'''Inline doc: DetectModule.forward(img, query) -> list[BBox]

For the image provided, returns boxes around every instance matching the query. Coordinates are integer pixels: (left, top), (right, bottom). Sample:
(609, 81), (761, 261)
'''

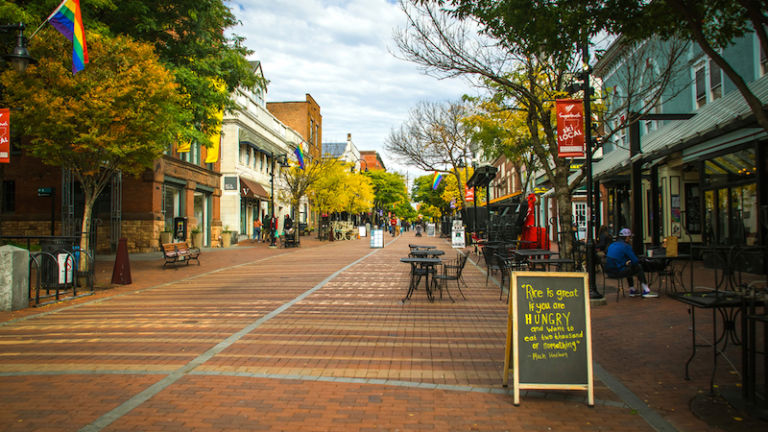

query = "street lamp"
(580, 39), (602, 300)
(1, 23), (36, 73)
(269, 153), (289, 247)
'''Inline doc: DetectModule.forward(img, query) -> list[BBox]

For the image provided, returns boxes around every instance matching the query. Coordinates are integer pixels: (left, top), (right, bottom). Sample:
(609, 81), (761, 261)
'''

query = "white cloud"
(228, 0), (478, 178)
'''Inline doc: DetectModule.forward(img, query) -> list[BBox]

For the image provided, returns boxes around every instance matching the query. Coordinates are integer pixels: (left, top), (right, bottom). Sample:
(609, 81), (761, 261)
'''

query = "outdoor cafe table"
(400, 257), (442, 302)
(744, 310), (768, 415)
(511, 249), (559, 260)
(527, 257), (574, 271)
(640, 253), (692, 294)
(670, 290), (752, 393)
(409, 249), (445, 258)
(505, 239), (536, 248)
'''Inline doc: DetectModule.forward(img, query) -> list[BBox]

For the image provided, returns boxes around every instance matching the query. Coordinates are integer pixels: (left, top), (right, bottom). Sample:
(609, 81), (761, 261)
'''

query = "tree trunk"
(555, 188), (575, 264)
(79, 195), (95, 272)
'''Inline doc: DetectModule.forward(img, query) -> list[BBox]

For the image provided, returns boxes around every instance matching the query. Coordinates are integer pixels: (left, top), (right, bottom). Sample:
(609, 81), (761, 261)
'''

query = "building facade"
(593, 32), (768, 271)
(267, 94), (323, 227)
(359, 150), (386, 171)
(220, 62), (302, 241)
(1, 130), (221, 253)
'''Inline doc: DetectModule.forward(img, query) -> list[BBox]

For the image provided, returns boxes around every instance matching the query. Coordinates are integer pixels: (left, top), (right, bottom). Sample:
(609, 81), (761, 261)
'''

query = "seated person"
(605, 228), (658, 298)
(595, 225), (613, 260)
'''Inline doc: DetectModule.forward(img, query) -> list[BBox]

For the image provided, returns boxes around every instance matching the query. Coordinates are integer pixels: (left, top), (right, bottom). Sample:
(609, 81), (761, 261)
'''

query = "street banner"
(556, 99), (585, 158)
(465, 185), (474, 202)
(0, 108), (9, 163)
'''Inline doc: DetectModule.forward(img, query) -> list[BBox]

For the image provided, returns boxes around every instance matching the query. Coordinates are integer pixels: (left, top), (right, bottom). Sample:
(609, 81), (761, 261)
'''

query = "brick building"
(0, 137), (221, 253)
(267, 94), (323, 227)
(359, 150), (386, 171)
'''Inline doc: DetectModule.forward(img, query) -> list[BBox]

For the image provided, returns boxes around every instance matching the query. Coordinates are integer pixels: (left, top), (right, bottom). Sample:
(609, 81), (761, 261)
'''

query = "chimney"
(347, 133), (351, 142)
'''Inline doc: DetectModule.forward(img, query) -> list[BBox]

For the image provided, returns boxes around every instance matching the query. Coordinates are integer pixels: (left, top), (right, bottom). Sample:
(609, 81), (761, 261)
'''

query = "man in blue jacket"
(605, 228), (658, 298)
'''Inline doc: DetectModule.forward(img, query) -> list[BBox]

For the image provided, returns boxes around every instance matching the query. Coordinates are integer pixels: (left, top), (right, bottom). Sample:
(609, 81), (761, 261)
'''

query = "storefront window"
(731, 183), (758, 245)
(701, 146), (758, 246)
(163, 184), (184, 230)
(703, 147), (756, 186)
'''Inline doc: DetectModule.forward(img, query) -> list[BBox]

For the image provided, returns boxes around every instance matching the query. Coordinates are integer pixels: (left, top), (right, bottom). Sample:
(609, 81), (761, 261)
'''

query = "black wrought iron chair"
(481, 244), (501, 287)
(600, 256), (626, 302)
(432, 253), (469, 301)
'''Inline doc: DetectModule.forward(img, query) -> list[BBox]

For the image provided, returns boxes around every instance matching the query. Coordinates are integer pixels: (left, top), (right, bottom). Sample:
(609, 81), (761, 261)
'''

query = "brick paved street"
(0, 233), (766, 431)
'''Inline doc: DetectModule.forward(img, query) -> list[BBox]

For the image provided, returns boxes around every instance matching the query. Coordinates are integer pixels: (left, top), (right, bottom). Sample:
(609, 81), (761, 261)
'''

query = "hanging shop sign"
(556, 99), (585, 158)
(0, 108), (10, 164)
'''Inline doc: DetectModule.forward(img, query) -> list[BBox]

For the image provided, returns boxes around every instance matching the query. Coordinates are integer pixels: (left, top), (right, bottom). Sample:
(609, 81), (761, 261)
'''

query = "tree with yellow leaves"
(2, 32), (190, 270)
(310, 160), (374, 217)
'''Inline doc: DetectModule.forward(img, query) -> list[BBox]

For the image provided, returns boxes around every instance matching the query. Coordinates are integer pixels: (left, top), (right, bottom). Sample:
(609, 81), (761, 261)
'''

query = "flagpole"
(28, 20), (49, 40)
(29, 0), (68, 40)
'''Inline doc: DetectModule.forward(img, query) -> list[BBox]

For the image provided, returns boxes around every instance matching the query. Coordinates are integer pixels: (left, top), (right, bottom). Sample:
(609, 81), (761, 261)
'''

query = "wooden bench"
(162, 242), (201, 267)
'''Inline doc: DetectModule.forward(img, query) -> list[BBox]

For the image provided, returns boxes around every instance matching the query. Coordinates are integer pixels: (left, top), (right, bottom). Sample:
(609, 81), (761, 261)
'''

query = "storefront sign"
(556, 99), (585, 158)
(0, 108), (10, 164)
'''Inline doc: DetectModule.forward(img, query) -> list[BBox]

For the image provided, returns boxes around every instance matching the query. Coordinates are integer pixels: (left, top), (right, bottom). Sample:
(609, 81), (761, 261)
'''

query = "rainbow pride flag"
(432, 172), (443, 190)
(47, 0), (89, 74)
(294, 145), (305, 170)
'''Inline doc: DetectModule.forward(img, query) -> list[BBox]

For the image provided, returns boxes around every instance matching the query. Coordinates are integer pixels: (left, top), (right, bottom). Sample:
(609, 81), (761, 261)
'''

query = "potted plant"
(159, 229), (173, 245)
(221, 225), (232, 248)
(191, 226), (203, 248)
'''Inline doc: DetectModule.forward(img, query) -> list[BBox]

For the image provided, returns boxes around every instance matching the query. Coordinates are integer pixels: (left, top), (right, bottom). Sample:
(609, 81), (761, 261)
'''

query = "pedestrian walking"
(253, 217), (262, 242)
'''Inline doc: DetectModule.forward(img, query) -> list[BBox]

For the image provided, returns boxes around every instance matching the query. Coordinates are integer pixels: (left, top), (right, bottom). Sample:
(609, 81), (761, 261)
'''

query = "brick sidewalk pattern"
(0, 233), (765, 431)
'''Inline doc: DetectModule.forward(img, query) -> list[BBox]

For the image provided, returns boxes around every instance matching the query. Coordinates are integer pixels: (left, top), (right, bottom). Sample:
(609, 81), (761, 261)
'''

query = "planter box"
(221, 232), (232, 248)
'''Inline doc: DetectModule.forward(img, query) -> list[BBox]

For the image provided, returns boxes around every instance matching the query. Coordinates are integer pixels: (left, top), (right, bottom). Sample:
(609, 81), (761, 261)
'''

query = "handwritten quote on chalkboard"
(505, 273), (592, 392)
(521, 282), (584, 363)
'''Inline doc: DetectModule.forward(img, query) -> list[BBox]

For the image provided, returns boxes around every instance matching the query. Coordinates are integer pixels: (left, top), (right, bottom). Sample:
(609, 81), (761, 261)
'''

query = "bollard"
(0, 245), (30, 311)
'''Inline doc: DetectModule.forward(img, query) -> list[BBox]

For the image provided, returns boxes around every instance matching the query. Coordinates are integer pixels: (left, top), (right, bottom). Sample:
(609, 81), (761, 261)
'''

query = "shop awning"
(239, 177), (269, 199)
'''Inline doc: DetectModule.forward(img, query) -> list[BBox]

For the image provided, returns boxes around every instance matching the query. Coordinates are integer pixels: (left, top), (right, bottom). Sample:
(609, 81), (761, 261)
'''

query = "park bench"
(162, 242), (201, 268)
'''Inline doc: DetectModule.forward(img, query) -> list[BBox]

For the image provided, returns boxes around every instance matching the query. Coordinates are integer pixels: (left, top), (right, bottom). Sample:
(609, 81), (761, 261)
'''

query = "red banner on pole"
(556, 99), (585, 158)
(464, 185), (474, 202)
(0, 108), (9, 164)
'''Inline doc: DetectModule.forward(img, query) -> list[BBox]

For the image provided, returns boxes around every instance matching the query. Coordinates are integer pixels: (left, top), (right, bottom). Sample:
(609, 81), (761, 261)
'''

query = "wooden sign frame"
(503, 271), (594, 406)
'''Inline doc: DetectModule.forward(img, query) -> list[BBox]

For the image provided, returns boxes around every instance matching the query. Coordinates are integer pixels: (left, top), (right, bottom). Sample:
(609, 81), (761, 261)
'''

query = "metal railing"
(0, 235), (96, 307)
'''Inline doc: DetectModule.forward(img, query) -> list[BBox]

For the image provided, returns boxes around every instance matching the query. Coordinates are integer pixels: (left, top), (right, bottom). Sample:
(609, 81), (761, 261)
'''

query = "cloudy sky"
(228, 0), (479, 177)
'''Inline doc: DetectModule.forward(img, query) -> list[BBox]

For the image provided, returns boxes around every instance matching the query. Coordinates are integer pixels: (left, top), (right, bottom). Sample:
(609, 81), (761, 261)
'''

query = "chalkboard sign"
(503, 271), (593, 406)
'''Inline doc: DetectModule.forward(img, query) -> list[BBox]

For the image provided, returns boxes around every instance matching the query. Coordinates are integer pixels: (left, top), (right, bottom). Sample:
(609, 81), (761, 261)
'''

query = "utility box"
(0, 245), (30, 311)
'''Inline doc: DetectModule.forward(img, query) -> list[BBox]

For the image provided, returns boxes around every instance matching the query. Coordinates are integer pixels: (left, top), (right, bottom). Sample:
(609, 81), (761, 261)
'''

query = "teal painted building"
(592, 31), (767, 273)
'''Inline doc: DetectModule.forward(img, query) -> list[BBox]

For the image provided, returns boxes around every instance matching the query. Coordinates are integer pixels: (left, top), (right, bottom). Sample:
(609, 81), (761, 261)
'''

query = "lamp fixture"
(2, 23), (36, 73)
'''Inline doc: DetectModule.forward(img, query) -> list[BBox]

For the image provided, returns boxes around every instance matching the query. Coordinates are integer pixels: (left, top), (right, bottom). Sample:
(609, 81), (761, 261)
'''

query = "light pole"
(269, 152), (289, 248)
(581, 39), (601, 300)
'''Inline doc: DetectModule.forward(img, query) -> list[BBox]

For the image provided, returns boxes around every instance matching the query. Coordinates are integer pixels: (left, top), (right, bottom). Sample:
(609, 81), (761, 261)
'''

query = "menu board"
(503, 271), (593, 406)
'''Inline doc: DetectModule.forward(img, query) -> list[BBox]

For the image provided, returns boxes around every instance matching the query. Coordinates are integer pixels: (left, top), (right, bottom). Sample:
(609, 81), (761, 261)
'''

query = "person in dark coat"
(605, 228), (657, 298)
